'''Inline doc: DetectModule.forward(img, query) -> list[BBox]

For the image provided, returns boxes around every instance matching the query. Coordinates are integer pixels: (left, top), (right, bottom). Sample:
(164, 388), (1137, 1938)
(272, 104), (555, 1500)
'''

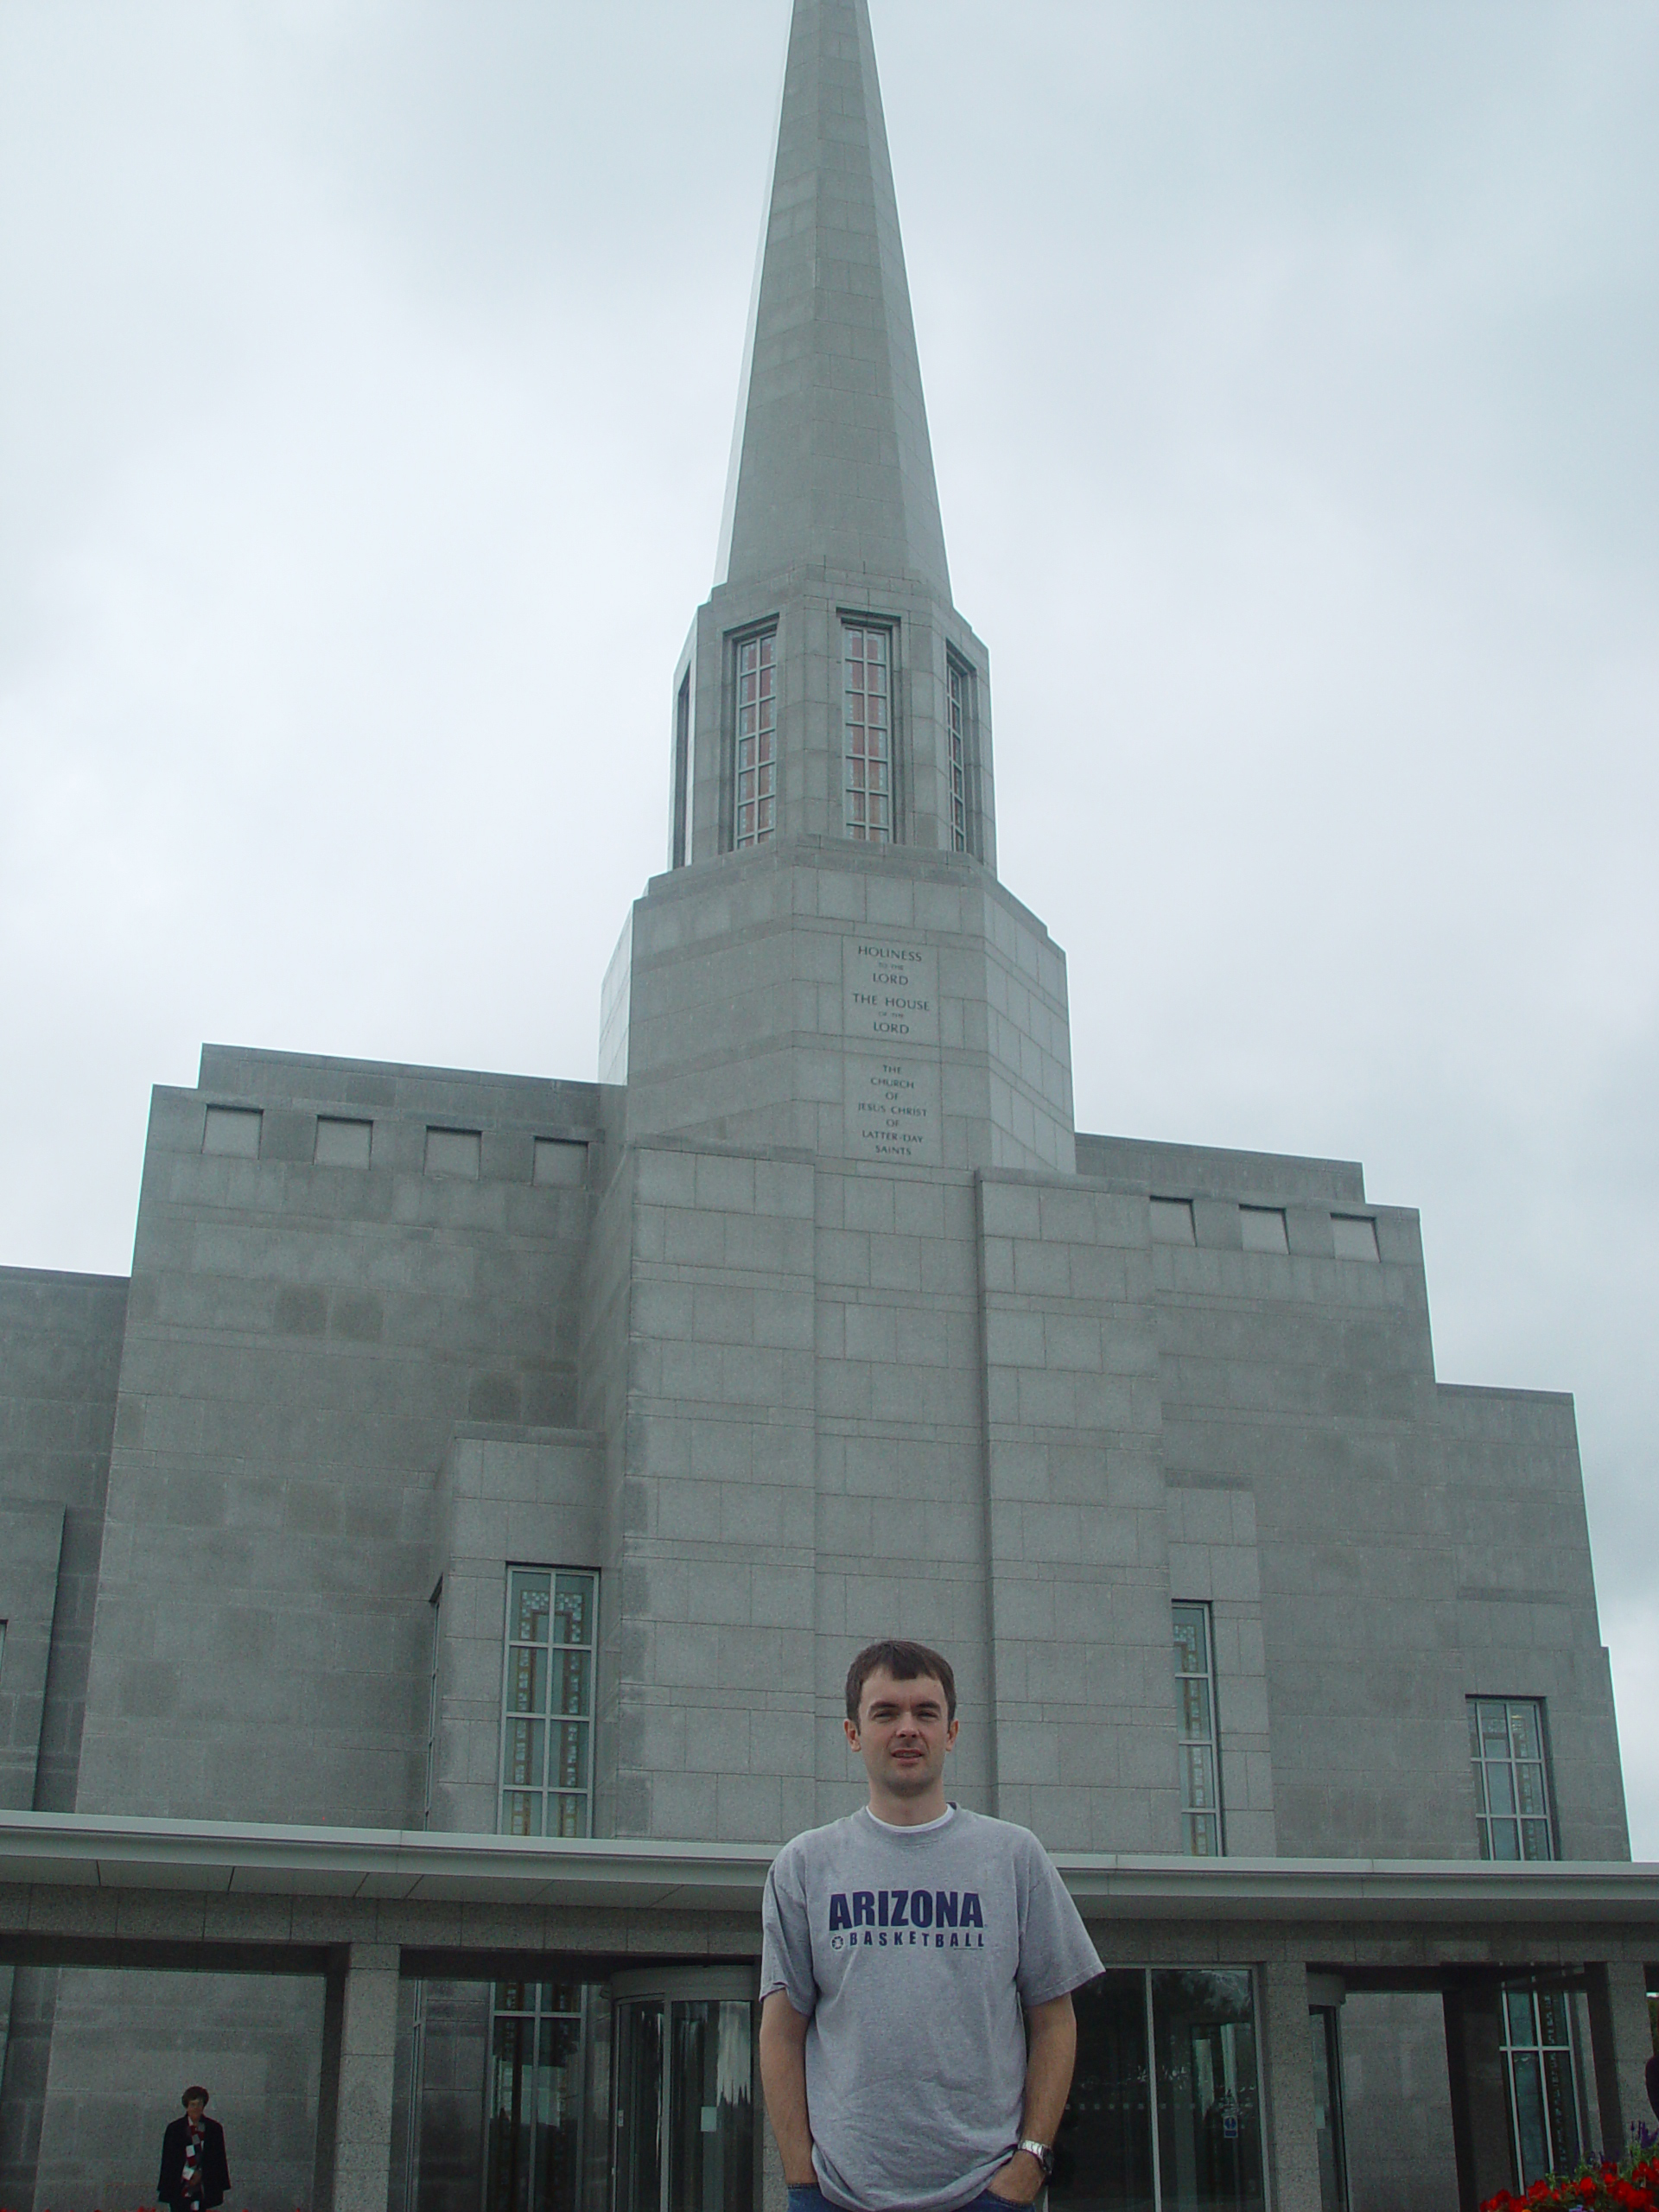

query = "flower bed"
(1482, 2131), (1659, 2211)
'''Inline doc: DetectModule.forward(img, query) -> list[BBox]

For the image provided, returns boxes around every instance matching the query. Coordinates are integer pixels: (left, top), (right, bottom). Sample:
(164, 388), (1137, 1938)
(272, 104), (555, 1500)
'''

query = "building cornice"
(1, 1812), (1656, 1925)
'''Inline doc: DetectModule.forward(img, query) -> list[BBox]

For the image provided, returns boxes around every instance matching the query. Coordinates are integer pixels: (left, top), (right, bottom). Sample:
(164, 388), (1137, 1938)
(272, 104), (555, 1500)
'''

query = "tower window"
(734, 630), (777, 848)
(947, 654), (976, 855)
(1469, 1696), (1554, 1860)
(1173, 1601), (1224, 1856)
(499, 1566), (598, 1839)
(843, 623), (892, 842)
(671, 669), (691, 868)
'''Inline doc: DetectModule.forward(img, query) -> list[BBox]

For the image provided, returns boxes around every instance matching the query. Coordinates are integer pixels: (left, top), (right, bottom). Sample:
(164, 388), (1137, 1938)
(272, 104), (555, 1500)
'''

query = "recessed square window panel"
(533, 1138), (588, 1188)
(1332, 1214), (1380, 1262)
(315, 1116), (372, 1168)
(425, 1127), (481, 1179)
(1150, 1198), (1196, 1245)
(1239, 1205), (1288, 1255)
(202, 1106), (261, 1158)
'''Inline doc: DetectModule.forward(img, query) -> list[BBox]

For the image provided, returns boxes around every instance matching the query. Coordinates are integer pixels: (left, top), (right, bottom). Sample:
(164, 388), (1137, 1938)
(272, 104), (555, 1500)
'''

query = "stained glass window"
(1174, 1603), (1224, 1857)
(734, 632), (777, 848)
(1500, 1986), (1582, 2188)
(1469, 1698), (1554, 1862)
(947, 656), (973, 854)
(500, 1567), (598, 1840)
(843, 625), (892, 842)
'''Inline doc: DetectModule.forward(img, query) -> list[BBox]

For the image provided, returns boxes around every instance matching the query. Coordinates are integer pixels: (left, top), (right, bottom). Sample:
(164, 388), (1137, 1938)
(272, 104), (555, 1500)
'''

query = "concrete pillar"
(313, 1942), (401, 2212)
(1260, 1958), (1323, 2212)
(1443, 1975), (1511, 2212)
(1585, 1958), (1655, 2161)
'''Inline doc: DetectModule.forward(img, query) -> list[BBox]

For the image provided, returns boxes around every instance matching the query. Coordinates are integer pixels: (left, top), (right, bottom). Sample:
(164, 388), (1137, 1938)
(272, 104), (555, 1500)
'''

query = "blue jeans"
(789, 2187), (1016, 2212)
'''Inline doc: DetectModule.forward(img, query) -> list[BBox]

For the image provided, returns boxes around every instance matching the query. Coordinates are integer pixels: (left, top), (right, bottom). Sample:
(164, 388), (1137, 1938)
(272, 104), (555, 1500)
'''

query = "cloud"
(1, 0), (1655, 1849)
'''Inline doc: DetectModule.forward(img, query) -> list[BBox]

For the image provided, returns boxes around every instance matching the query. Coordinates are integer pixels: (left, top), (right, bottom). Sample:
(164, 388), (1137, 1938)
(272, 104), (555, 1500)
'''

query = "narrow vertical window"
(947, 655), (974, 855)
(1499, 1986), (1582, 2186)
(671, 670), (691, 868)
(1469, 1696), (1554, 1860)
(1310, 2006), (1350, 2212)
(1173, 1601), (1224, 1856)
(842, 623), (892, 842)
(499, 1566), (598, 1839)
(486, 1980), (598, 2212)
(734, 632), (777, 848)
(422, 1586), (441, 1828)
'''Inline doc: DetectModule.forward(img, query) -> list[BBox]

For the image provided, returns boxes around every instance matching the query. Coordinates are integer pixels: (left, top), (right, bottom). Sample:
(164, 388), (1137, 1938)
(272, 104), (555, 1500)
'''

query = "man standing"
(760, 1640), (1101, 2212)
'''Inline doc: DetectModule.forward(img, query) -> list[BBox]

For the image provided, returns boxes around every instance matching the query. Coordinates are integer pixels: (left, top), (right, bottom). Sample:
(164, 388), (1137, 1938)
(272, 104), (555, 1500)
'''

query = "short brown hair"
(181, 2086), (210, 2106)
(845, 1640), (957, 1726)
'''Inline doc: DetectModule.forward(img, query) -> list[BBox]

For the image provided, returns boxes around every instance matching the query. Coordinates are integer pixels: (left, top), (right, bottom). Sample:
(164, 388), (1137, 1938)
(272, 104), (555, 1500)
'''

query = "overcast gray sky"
(2, 2), (1655, 1853)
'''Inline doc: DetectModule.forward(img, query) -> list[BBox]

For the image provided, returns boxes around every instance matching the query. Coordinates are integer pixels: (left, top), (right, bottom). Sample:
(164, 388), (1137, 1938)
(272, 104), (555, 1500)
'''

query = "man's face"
(845, 1668), (957, 1796)
(185, 2097), (206, 2121)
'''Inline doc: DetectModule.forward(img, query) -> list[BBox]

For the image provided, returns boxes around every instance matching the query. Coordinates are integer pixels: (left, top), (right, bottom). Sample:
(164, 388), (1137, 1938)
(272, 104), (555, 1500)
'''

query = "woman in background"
(157, 2085), (230, 2212)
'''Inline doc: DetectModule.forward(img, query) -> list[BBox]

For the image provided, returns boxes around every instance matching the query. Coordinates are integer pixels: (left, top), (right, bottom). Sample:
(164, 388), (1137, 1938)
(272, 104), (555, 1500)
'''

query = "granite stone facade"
(0, 1), (1644, 2208)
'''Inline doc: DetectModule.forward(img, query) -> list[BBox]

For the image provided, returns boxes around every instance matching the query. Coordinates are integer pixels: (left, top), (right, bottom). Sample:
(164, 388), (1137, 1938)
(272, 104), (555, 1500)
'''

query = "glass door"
(486, 1981), (597, 2212)
(613, 1970), (755, 2212)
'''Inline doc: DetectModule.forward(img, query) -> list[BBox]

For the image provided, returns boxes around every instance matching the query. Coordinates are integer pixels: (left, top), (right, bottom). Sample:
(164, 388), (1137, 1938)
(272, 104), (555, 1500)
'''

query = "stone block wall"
(617, 842), (1073, 1175)
(75, 1046), (603, 1829)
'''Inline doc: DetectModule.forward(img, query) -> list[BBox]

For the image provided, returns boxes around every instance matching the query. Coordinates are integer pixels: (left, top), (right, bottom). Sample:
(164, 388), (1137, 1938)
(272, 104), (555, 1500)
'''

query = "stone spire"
(715, 0), (951, 597)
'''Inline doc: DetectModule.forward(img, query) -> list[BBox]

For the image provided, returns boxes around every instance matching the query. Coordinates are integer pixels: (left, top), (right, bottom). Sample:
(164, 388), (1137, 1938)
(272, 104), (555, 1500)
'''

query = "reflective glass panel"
(668, 1999), (754, 2212)
(1052, 1973), (1154, 2212)
(485, 1983), (597, 2212)
(1510, 2053), (1549, 2184)
(1309, 2007), (1349, 2212)
(1500, 1982), (1582, 2186)
(1151, 1970), (1266, 2212)
(616, 2001), (664, 2212)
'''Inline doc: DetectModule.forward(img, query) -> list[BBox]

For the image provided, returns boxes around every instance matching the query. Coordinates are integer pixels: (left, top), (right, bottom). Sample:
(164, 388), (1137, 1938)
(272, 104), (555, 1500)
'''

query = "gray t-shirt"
(760, 1806), (1103, 2212)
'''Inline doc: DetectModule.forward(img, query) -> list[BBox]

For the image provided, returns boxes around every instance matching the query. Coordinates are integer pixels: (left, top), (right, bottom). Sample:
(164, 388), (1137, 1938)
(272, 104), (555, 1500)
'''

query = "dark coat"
(1647, 2049), (1659, 2121)
(157, 2113), (230, 2210)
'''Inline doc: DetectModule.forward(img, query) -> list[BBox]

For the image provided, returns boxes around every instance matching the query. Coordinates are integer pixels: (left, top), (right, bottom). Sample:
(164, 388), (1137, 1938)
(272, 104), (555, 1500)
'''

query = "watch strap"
(1018, 2139), (1054, 2177)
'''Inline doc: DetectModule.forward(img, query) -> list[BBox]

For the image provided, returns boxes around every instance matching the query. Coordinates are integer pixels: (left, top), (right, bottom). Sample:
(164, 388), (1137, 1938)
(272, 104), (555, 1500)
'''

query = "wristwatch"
(1018, 2140), (1054, 2180)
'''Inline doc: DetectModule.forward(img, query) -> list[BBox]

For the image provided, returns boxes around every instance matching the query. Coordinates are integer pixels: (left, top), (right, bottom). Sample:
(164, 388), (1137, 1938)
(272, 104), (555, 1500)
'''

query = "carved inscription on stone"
(845, 1056), (943, 1166)
(842, 936), (940, 1045)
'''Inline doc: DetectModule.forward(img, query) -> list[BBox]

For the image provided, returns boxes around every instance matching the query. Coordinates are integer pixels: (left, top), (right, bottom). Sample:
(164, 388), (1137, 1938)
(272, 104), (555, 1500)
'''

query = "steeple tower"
(663, 0), (995, 872)
(601, 0), (1075, 1178)
(715, 0), (951, 600)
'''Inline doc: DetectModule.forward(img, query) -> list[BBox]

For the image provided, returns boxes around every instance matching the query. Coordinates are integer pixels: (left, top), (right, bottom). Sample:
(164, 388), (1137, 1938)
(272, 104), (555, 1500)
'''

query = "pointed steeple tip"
(715, 0), (952, 600)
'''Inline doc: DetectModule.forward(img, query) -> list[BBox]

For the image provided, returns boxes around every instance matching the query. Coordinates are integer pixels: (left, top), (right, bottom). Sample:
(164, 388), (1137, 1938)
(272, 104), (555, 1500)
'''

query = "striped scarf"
(180, 2117), (207, 2205)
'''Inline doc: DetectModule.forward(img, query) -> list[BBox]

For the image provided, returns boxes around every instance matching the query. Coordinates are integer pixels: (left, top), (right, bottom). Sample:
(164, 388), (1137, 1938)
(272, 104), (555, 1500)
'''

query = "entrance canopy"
(3, 1814), (1656, 2212)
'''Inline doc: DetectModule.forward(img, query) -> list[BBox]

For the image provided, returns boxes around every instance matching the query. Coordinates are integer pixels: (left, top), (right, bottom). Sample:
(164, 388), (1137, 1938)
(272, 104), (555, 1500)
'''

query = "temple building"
(0, 3), (1653, 2210)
